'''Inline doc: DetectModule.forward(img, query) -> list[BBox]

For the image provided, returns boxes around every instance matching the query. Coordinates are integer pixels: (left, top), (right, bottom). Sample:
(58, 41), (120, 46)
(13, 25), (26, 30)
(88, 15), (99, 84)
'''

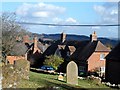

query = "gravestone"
(67, 61), (78, 85)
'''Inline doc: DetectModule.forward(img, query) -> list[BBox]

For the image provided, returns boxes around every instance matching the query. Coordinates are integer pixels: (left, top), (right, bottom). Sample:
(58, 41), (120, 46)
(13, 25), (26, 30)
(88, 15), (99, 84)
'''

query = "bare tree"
(1, 12), (30, 64)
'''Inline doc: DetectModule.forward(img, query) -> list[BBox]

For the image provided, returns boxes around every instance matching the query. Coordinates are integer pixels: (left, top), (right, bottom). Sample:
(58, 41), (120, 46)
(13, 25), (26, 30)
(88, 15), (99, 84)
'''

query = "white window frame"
(100, 67), (105, 73)
(100, 53), (105, 60)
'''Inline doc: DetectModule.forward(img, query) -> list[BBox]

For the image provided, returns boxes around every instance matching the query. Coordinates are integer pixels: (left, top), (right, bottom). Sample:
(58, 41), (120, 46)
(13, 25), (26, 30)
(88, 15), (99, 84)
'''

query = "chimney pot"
(90, 31), (97, 42)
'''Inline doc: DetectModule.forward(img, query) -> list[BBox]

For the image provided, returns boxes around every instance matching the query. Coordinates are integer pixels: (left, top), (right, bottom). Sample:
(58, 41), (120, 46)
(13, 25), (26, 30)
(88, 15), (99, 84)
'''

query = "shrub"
(44, 55), (64, 70)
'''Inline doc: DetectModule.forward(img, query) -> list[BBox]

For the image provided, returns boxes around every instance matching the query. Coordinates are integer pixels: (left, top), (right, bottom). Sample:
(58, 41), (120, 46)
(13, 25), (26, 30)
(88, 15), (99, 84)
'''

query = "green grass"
(18, 71), (109, 89)
(78, 79), (108, 88)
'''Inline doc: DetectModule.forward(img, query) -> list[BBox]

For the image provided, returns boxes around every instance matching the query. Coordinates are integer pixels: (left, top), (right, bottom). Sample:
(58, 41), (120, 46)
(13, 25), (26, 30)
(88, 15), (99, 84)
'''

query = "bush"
(44, 55), (64, 70)
(87, 75), (101, 86)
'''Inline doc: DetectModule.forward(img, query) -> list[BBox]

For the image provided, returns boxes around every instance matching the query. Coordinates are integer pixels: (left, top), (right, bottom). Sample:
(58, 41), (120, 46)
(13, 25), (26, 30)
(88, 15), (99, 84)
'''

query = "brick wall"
(6, 56), (25, 64)
(88, 52), (109, 72)
(33, 37), (41, 54)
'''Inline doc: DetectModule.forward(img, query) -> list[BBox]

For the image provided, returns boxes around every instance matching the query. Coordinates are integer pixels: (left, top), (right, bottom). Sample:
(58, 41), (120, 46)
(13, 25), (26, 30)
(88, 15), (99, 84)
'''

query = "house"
(7, 35), (48, 67)
(105, 42), (120, 85)
(6, 42), (28, 64)
(43, 33), (77, 72)
(71, 31), (111, 76)
(26, 36), (49, 67)
(42, 32), (111, 75)
(43, 32), (76, 59)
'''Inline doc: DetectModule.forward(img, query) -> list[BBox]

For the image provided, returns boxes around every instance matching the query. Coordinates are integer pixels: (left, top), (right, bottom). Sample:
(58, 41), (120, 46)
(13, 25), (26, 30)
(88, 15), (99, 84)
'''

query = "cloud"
(37, 3), (66, 13)
(16, 3), (66, 19)
(16, 2), (80, 34)
(94, 5), (105, 15)
(48, 17), (79, 32)
(65, 18), (77, 23)
(15, 2), (118, 38)
(93, 2), (118, 24)
(16, 3), (33, 16)
(16, 3), (79, 25)
(93, 3), (118, 38)
(52, 17), (78, 24)
(110, 9), (118, 15)
(32, 11), (51, 18)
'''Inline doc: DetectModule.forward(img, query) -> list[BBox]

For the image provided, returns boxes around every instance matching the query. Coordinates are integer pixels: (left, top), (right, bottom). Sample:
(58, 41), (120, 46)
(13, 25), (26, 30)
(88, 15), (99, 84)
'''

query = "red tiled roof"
(95, 41), (111, 52)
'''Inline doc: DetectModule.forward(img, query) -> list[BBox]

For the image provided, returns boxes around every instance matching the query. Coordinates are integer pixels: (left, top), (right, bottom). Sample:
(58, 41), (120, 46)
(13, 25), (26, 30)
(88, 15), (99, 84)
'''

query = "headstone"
(67, 61), (78, 85)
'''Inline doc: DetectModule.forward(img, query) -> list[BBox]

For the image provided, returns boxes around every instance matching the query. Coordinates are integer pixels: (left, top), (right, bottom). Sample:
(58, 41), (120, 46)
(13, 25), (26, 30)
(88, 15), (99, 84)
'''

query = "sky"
(2, 2), (118, 38)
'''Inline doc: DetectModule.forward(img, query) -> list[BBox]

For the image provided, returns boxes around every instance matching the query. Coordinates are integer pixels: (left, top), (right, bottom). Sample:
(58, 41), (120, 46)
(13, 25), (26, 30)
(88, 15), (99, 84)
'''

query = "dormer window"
(100, 53), (105, 60)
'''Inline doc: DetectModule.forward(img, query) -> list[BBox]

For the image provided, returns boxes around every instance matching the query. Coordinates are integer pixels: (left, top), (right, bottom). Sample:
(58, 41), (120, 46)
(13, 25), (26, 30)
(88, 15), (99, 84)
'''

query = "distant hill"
(32, 33), (119, 48)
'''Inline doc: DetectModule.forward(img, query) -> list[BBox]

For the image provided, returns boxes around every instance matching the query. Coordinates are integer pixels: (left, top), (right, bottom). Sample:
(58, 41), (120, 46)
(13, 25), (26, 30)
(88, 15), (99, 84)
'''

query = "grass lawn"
(18, 71), (109, 89)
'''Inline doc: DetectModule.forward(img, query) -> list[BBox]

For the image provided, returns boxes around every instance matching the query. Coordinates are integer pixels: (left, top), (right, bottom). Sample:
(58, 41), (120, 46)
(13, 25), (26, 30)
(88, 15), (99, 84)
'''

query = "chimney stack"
(23, 35), (30, 43)
(61, 32), (66, 43)
(33, 36), (38, 53)
(90, 31), (97, 42)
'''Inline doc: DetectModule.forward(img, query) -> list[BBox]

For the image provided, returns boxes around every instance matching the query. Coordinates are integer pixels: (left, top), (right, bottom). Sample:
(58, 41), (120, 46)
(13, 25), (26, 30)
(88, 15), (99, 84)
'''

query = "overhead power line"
(17, 22), (120, 27)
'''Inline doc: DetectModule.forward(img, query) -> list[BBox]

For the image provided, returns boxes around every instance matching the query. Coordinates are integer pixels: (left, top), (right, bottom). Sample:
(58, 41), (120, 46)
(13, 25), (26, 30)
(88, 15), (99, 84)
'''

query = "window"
(79, 66), (85, 72)
(100, 53), (105, 60)
(100, 67), (105, 73)
(79, 66), (85, 76)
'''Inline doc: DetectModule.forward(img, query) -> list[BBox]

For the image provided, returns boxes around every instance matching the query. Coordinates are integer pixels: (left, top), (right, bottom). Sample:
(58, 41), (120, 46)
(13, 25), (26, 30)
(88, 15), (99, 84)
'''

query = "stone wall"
(2, 59), (30, 88)
(14, 59), (30, 80)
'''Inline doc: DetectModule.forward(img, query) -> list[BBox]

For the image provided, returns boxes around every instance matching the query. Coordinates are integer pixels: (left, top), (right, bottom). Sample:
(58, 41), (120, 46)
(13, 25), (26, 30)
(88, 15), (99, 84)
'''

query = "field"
(18, 71), (109, 90)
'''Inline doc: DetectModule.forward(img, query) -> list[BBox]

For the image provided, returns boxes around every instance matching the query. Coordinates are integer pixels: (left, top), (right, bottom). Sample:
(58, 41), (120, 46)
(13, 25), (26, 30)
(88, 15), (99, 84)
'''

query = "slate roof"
(37, 42), (49, 53)
(43, 42), (60, 56)
(25, 43), (34, 53)
(70, 40), (89, 60)
(43, 40), (88, 57)
(106, 42), (120, 61)
(11, 42), (28, 56)
(25, 41), (47, 54)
